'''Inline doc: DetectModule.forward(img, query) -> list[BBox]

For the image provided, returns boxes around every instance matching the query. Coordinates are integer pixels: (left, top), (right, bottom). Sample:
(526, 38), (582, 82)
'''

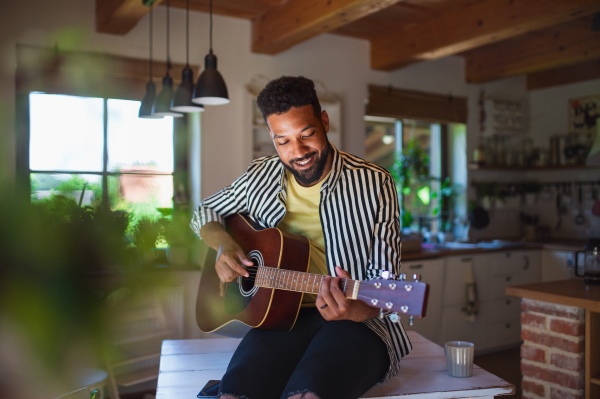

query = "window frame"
(24, 94), (177, 209)
(15, 46), (198, 211)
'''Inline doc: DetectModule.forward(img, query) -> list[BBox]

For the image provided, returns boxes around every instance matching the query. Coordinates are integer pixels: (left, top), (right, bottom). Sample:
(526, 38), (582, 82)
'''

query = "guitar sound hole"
(240, 260), (258, 293)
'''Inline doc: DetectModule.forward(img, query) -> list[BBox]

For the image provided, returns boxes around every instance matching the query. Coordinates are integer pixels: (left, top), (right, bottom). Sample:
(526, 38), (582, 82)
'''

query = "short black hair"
(256, 76), (322, 124)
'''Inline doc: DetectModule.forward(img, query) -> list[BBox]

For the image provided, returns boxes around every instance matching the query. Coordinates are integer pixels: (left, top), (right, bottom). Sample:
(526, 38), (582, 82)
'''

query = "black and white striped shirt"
(191, 145), (412, 381)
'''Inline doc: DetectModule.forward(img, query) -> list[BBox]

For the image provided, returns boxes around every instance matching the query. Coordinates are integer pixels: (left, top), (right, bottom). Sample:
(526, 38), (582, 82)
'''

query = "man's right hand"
(215, 242), (253, 282)
(199, 221), (254, 282)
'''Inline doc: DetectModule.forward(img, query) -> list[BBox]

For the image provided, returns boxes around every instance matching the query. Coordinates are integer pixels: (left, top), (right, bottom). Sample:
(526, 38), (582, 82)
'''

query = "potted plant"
(163, 213), (194, 267)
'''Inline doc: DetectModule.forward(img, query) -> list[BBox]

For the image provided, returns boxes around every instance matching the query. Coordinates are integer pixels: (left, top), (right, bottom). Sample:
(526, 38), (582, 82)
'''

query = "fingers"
(317, 277), (349, 319)
(238, 253), (254, 268)
(335, 266), (351, 279)
(227, 256), (250, 278)
(328, 276), (348, 308)
(215, 247), (250, 281)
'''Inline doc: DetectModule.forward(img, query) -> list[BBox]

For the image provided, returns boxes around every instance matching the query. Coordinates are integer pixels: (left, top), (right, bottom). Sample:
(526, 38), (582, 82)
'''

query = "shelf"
(468, 164), (596, 171)
(592, 373), (600, 386)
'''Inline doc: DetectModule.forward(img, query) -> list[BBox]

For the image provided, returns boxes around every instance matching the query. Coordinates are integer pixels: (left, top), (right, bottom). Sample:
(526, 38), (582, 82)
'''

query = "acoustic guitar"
(196, 213), (429, 333)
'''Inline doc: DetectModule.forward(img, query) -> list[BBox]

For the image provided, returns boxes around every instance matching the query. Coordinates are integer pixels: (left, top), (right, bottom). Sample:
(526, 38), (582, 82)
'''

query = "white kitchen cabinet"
(441, 303), (490, 350)
(442, 254), (491, 305)
(401, 258), (445, 345)
(440, 250), (541, 352)
(541, 249), (576, 282)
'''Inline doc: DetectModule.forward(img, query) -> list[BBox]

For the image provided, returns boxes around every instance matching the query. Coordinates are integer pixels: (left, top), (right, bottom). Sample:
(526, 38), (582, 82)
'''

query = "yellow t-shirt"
(277, 170), (330, 306)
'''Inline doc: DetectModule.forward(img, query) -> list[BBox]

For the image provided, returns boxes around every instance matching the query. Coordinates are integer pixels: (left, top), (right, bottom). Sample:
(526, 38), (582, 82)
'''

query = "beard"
(281, 142), (331, 186)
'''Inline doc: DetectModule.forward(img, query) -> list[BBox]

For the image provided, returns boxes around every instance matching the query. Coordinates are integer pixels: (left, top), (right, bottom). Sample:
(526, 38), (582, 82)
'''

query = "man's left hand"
(316, 266), (380, 322)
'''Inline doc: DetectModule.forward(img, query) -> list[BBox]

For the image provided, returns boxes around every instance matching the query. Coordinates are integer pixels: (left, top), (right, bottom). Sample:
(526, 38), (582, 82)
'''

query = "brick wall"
(520, 298), (586, 399)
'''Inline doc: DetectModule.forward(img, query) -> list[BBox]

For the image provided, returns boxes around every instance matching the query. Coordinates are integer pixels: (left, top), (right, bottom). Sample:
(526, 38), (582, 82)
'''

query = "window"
(29, 93), (175, 214)
(365, 116), (467, 233)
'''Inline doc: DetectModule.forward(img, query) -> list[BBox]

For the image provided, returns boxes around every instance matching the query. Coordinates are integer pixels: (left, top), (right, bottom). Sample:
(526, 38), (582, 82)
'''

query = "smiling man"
(191, 76), (411, 399)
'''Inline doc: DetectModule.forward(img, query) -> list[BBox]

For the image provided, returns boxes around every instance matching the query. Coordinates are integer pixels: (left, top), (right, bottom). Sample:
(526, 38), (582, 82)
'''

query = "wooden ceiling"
(96, 0), (600, 89)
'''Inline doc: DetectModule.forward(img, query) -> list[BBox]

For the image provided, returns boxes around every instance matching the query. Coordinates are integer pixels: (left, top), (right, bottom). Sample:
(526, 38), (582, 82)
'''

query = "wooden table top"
(156, 331), (514, 399)
(506, 279), (600, 312)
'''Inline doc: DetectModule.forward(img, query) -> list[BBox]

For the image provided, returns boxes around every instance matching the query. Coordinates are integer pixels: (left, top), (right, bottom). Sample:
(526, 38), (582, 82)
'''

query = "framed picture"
(569, 95), (599, 135)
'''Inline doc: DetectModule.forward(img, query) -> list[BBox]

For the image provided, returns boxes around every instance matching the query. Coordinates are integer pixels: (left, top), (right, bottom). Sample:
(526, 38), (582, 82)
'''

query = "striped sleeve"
(367, 173), (402, 280)
(190, 172), (249, 238)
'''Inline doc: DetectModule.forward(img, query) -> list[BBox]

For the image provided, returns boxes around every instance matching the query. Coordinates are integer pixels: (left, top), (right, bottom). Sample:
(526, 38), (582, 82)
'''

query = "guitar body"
(196, 214), (311, 333)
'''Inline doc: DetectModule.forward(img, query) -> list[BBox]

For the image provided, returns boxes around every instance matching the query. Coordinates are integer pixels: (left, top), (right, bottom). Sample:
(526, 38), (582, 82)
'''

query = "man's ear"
(321, 110), (330, 134)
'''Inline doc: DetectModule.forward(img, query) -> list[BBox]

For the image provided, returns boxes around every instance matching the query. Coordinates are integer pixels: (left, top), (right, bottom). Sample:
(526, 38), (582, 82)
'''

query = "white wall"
(530, 77), (600, 145)
(0, 0), (469, 200)
(0, 0), (597, 239)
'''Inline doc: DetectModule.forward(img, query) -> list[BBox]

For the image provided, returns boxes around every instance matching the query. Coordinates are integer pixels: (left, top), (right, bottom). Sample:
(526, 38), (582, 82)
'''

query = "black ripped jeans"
(218, 307), (390, 399)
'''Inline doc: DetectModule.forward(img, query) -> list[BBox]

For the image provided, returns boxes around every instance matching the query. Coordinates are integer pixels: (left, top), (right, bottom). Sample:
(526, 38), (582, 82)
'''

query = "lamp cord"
(209, 0), (213, 54)
(186, 0), (189, 66)
(166, 0), (171, 74)
(149, 6), (153, 79)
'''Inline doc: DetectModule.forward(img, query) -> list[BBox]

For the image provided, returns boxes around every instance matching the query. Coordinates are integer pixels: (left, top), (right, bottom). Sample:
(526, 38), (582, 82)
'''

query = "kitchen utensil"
(592, 188), (600, 217)
(575, 184), (585, 225)
(556, 184), (569, 231)
(445, 341), (474, 378)
(469, 188), (490, 229)
(574, 238), (600, 285)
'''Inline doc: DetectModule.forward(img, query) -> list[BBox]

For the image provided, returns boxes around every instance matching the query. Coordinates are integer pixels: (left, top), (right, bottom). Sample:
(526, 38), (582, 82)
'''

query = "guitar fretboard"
(254, 266), (359, 299)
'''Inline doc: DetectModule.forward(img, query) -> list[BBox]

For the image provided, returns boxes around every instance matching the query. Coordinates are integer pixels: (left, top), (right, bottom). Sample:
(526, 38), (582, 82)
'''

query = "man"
(191, 76), (411, 399)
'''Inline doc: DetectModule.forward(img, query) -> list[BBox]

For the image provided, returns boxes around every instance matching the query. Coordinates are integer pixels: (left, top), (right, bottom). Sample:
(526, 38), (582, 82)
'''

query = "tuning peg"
(390, 313), (399, 323)
(379, 309), (384, 319)
(398, 273), (407, 281)
(380, 270), (395, 280)
(409, 316), (414, 326)
(413, 273), (421, 282)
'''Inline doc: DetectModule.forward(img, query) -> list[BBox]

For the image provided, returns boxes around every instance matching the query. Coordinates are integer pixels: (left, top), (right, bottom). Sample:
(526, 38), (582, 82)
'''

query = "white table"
(156, 331), (514, 399)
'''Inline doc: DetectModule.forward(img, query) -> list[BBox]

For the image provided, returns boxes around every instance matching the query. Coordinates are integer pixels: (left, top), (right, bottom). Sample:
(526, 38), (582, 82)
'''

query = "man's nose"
(290, 139), (310, 160)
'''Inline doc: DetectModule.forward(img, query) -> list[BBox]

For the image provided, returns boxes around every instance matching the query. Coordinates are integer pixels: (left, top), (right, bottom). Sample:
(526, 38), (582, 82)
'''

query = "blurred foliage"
(391, 139), (457, 230)
(0, 192), (179, 385)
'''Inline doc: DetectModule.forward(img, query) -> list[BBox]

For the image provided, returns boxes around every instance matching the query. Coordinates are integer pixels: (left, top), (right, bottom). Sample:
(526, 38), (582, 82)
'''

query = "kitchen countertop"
(506, 279), (600, 312)
(402, 240), (585, 261)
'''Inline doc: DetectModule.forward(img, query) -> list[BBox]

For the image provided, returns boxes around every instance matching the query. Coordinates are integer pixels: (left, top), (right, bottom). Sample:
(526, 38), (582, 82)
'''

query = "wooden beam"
(370, 0), (600, 71)
(527, 58), (600, 90)
(367, 85), (467, 123)
(464, 17), (600, 83)
(96, 0), (163, 35)
(168, 0), (280, 20)
(252, 0), (402, 55)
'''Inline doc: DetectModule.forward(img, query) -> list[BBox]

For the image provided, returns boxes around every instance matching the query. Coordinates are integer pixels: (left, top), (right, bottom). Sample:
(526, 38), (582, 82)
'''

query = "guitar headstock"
(357, 273), (429, 323)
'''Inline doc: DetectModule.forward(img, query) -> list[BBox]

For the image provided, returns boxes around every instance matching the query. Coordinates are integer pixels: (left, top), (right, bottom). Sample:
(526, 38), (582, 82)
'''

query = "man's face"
(267, 104), (332, 187)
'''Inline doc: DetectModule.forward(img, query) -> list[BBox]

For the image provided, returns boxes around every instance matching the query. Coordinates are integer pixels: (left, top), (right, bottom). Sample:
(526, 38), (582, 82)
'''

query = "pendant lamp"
(171, 0), (204, 113)
(152, 0), (183, 118)
(139, 6), (163, 119)
(192, 0), (230, 105)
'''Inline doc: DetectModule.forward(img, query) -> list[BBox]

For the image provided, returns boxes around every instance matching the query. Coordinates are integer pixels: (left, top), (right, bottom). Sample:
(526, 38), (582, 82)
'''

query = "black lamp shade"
(192, 53), (230, 105)
(139, 80), (163, 119)
(171, 67), (204, 113)
(153, 75), (183, 117)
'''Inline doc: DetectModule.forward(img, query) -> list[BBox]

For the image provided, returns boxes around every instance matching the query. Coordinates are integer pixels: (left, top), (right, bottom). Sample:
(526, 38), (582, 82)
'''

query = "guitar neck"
(254, 266), (360, 300)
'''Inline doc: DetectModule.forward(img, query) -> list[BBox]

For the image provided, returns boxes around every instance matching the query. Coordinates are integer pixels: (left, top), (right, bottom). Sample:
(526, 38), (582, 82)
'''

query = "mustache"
(291, 151), (317, 165)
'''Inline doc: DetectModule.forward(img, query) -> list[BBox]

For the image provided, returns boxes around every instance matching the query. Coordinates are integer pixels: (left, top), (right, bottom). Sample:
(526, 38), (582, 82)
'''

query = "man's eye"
(303, 131), (316, 138)
(278, 141), (289, 146)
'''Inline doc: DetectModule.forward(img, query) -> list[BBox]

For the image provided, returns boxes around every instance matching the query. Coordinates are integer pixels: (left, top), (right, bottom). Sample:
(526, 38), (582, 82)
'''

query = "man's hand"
(316, 266), (380, 322)
(200, 221), (253, 282)
(215, 242), (253, 282)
